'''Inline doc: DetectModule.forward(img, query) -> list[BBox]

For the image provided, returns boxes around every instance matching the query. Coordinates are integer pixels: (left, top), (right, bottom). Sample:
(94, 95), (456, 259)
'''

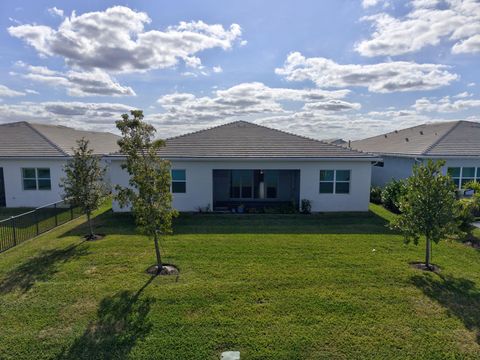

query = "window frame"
(230, 170), (254, 199)
(447, 166), (479, 189)
(22, 167), (51, 191)
(319, 169), (351, 195)
(264, 170), (279, 199)
(171, 169), (186, 194)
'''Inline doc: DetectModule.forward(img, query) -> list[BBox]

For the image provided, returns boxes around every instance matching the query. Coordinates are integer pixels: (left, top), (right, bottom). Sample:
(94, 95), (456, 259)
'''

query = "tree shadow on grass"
(60, 210), (137, 238)
(60, 207), (395, 236)
(411, 273), (480, 344)
(58, 277), (155, 360)
(0, 243), (89, 294)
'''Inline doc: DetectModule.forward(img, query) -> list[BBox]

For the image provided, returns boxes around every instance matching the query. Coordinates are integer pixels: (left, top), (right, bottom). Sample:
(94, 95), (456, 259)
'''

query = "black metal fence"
(0, 200), (83, 253)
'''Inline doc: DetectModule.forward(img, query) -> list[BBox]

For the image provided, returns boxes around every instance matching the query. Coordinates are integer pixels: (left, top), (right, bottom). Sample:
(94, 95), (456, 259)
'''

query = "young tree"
(391, 160), (459, 270)
(61, 138), (107, 240)
(115, 110), (177, 274)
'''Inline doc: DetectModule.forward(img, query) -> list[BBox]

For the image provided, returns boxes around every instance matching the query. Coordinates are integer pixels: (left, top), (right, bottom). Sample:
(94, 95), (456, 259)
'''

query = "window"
(171, 169), (186, 193)
(319, 169), (351, 194)
(230, 170), (252, 199)
(335, 170), (351, 194)
(461, 167), (475, 188)
(22, 168), (51, 190)
(447, 167), (461, 188)
(319, 170), (334, 194)
(447, 167), (479, 189)
(265, 171), (278, 199)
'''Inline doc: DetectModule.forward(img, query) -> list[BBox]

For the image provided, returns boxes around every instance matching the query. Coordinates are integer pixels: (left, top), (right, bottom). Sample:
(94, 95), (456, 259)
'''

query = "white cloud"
(16, 64), (135, 97)
(0, 84), (25, 97)
(275, 52), (457, 93)
(25, 89), (39, 95)
(356, 0), (480, 56)
(154, 82), (357, 127)
(452, 34), (480, 54)
(48, 7), (64, 18)
(362, 0), (381, 9)
(0, 101), (133, 132)
(453, 91), (472, 98)
(414, 96), (480, 112)
(8, 6), (243, 73)
(213, 66), (223, 73)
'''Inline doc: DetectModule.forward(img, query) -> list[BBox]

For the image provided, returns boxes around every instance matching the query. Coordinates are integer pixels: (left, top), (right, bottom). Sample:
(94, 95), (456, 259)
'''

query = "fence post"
(54, 203), (58, 227)
(11, 216), (17, 246)
(35, 210), (39, 236)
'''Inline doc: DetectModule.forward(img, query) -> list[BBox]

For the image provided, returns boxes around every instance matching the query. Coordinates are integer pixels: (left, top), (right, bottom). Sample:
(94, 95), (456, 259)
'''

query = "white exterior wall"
(109, 159), (373, 212)
(0, 158), (66, 207)
(372, 156), (416, 187)
(372, 156), (480, 187)
(0, 157), (112, 208)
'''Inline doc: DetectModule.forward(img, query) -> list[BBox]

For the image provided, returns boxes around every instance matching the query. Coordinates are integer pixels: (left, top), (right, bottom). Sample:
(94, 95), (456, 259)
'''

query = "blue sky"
(1, 0), (479, 139)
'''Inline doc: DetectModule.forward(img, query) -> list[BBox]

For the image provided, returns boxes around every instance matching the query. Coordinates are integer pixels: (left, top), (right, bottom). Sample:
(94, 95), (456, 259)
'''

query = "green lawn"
(0, 204), (479, 359)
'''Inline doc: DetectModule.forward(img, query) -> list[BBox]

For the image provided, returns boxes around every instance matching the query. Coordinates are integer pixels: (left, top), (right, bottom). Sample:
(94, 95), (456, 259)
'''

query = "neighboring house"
(108, 121), (378, 213)
(351, 120), (480, 188)
(0, 122), (119, 208)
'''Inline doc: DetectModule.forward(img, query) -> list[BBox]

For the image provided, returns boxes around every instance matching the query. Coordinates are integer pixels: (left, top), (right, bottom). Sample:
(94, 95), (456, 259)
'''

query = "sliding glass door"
(230, 170), (278, 200)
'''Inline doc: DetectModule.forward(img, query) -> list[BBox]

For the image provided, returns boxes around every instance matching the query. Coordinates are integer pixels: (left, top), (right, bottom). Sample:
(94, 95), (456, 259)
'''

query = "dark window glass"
(336, 170), (351, 182)
(320, 170), (334, 181)
(241, 186), (252, 198)
(335, 182), (350, 194)
(453, 178), (460, 188)
(172, 169), (186, 181)
(265, 171), (278, 199)
(23, 168), (36, 178)
(319, 182), (334, 193)
(23, 179), (37, 190)
(230, 170), (242, 198)
(463, 167), (475, 178)
(447, 167), (460, 177)
(37, 168), (50, 179)
(38, 179), (51, 190)
(172, 181), (186, 193)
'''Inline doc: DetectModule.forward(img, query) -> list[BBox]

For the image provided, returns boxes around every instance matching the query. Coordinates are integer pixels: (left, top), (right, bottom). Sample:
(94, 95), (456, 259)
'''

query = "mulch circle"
(409, 261), (441, 273)
(146, 264), (180, 276)
(83, 234), (106, 241)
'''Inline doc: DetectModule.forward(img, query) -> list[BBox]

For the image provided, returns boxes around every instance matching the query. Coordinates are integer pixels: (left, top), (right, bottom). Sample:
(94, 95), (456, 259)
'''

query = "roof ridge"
(165, 120), (371, 156)
(163, 120), (241, 141)
(352, 120), (460, 144)
(422, 120), (462, 155)
(25, 122), (69, 156)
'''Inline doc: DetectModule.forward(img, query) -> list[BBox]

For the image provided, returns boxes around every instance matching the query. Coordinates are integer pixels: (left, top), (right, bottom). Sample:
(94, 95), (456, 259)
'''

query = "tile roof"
(151, 121), (374, 159)
(0, 122), (120, 157)
(351, 120), (480, 157)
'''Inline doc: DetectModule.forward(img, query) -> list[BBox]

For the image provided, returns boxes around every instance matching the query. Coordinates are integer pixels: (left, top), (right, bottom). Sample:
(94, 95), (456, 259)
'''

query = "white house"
(109, 121), (378, 213)
(0, 122), (119, 208)
(351, 120), (480, 188)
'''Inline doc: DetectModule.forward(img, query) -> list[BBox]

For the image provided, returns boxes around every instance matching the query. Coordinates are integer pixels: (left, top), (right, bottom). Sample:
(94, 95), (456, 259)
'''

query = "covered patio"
(212, 169), (300, 212)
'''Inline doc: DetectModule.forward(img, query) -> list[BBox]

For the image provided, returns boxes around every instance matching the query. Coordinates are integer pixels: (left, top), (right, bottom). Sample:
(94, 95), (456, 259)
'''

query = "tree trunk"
(87, 211), (94, 239)
(425, 236), (431, 270)
(153, 232), (163, 274)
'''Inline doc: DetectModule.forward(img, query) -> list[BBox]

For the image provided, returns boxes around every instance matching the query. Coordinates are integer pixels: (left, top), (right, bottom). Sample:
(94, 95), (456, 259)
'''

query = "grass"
(0, 204), (479, 359)
(0, 206), (83, 252)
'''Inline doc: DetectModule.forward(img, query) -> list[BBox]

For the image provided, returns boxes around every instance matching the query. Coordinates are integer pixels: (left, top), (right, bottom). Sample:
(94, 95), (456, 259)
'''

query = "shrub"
(381, 179), (407, 213)
(301, 199), (312, 214)
(370, 186), (382, 204)
(457, 198), (476, 233)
